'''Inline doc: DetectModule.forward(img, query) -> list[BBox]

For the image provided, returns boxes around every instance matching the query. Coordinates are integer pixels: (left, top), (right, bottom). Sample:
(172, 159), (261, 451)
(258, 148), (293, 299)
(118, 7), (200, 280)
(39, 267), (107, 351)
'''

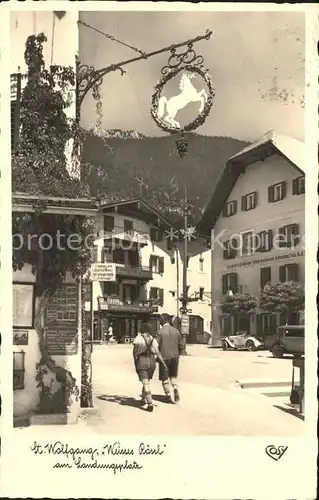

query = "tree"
(12, 33), (95, 412)
(259, 281), (305, 324)
(220, 292), (258, 331)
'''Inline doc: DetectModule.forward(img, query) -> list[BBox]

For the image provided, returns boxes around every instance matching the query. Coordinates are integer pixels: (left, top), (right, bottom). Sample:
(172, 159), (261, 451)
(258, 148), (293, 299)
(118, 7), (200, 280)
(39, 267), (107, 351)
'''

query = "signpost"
(89, 263), (116, 349)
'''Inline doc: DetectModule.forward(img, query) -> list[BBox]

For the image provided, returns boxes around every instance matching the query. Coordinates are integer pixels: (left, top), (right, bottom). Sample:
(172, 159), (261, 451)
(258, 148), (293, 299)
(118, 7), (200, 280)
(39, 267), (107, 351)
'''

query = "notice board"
(44, 284), (78, 355)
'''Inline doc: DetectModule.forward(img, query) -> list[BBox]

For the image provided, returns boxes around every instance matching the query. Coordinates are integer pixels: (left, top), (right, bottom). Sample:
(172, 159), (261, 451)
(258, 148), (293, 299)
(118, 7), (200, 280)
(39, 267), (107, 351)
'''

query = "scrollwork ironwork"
(161, 43), (204, 75)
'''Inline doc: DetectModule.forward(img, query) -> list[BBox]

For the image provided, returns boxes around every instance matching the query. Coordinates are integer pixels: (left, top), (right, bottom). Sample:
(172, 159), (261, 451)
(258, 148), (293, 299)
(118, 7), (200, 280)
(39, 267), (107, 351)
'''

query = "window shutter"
(278, 226), (286, 248)
(223, 241), (228, 260)
(230, 273), (238, 293)
(281, 181), (287, 200)
(231, 238), (238, 258)
(159, 289), (164, 306)
(293, 224), (300, 246)
(256, 314), (262, 335)
(149, 256), (153, 270)
(279, 265), (286, 283)
(241, 195), (247, 211)
(292, 178), (298, 195)
(222, 204), (228, 217)
(260, 268), (265, 289)
(268, 185), (274, 203)
(268, 229), (273, 250)
(289, 264), (299, 282)
(253, 191), (258, 208)
(270, 313), (277, 332)
(233, 200), (238, 214)
(222, 275), (227, 295)
(159, 257), (164, 274)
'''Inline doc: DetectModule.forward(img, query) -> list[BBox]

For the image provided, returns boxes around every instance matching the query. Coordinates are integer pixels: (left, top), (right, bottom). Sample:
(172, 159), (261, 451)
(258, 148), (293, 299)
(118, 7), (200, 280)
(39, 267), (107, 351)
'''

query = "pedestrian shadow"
(151, 394), (170, 403)
(97, 394), (147, 411)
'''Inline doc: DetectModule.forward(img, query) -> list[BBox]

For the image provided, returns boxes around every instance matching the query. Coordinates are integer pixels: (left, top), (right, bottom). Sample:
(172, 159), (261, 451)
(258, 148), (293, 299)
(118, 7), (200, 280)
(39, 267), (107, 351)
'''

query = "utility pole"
(180, 186), (190, 355)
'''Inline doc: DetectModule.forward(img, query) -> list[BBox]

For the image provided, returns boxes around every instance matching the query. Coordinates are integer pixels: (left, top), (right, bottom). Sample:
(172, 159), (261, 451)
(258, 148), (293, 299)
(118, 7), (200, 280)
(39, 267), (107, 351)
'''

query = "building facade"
(197, 131), (305, 343)
(86, 199), (211, 343)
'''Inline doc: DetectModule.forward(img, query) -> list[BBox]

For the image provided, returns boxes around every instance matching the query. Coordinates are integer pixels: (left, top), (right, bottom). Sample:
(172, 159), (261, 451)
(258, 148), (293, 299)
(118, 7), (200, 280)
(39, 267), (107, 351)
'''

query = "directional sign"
(181, 314), (189, 335)
(90, 263), (116, 282)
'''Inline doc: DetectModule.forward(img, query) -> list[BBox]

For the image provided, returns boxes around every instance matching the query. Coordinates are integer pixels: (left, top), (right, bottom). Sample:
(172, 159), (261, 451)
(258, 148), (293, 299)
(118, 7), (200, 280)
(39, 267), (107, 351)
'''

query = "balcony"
(98, 296), (158, 314)
(116, 264), (153, 280)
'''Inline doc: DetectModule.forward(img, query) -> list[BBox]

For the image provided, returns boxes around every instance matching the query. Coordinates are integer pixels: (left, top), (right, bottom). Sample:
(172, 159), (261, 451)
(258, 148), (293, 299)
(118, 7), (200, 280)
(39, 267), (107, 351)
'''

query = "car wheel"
(222, 340), (228, 351)
(272, 344), (284, 358)
(246, 340), (257, 352)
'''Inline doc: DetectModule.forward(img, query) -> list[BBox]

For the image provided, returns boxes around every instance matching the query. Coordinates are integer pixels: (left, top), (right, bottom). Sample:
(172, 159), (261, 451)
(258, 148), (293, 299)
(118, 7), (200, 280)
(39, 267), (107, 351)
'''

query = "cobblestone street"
(79, 344), (305, 436)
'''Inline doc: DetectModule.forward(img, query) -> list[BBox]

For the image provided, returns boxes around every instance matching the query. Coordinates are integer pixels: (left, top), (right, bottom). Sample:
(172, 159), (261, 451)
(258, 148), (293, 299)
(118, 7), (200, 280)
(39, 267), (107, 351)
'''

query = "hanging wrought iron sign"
(151, 35), (215, 157)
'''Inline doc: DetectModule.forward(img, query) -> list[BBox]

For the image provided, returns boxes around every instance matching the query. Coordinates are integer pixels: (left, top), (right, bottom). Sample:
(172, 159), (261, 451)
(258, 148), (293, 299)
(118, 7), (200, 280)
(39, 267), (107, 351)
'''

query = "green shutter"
(268, 185), (274, 202)
(292, 178), (298, 195)
(241, 195), (247, 211)
(279, 265), (286, 283)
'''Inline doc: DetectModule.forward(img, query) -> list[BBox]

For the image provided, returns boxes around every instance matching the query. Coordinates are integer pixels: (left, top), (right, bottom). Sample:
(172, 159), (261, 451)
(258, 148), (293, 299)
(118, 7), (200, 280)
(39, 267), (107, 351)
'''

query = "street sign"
(90, 263), (116, 282)
(181, 314), (189, 335)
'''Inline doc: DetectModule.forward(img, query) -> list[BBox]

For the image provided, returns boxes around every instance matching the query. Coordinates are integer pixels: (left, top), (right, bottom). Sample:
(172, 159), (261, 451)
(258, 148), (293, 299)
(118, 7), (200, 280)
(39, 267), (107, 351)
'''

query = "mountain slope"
(81, 130), (249, 227)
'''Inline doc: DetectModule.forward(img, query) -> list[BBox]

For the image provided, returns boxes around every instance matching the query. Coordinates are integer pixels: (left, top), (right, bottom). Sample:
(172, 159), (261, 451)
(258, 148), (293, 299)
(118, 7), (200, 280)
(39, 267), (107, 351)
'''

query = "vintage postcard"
(0, 2), (317, 499)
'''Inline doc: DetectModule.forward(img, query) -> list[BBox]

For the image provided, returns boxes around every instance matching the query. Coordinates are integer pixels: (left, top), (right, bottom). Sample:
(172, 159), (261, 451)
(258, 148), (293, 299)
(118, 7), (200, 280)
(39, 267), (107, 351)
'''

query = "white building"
(197, 131), (305, 344)
(88, 198), (211, 343)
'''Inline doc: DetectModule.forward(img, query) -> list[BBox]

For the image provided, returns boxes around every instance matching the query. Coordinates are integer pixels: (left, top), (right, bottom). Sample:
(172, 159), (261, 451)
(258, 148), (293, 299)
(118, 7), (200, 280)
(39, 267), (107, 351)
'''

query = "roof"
(196, 130), (305, 236)
(100, 198), (176, 229)
(12, 193), (99, 215)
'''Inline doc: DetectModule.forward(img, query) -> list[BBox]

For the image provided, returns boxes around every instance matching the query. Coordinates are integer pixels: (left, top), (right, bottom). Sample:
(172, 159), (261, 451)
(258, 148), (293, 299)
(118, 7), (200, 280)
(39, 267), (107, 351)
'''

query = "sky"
(79, 10), (305, 142)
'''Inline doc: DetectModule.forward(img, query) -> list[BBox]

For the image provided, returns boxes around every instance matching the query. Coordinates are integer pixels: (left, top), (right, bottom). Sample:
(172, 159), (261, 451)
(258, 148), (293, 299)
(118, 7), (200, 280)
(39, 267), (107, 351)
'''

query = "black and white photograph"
(0, 3), (317, 499)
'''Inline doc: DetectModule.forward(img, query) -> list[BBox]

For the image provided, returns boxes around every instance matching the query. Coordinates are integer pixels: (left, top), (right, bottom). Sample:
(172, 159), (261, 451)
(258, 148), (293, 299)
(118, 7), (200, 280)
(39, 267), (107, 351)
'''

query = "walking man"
(157, 313), (184, 403)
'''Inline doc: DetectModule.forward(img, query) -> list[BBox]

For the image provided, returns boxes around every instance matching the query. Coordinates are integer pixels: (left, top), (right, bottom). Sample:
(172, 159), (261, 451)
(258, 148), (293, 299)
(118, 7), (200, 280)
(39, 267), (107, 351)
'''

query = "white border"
(0, 3), (317, 499)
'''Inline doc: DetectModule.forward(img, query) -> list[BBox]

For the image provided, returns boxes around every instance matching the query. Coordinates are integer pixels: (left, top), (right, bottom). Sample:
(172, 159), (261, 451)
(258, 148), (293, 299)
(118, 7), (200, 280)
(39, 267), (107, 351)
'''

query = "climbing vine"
(12, 33), (96, 413)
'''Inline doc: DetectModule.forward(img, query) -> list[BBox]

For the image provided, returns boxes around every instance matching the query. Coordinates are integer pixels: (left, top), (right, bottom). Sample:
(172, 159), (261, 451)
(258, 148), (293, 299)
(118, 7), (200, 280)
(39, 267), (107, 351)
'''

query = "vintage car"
(221, 331), (264, 351)
(270, 325), (304, 358)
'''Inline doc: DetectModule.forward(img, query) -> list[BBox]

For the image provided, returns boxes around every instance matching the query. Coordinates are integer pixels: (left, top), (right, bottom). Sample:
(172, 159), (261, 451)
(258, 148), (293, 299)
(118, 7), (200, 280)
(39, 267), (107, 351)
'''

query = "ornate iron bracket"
(76, 29), (212, 117)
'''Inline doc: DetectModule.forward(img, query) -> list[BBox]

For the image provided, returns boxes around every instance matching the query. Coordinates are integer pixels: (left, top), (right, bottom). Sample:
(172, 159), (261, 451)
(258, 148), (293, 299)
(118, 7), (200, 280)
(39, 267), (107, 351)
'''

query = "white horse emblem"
(157, 72), (207, 128)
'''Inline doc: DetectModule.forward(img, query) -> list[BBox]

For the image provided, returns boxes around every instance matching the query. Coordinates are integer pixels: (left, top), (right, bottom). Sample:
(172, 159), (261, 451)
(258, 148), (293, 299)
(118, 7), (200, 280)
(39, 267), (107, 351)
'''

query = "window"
(199, 256), (204, 271)
(278, 224), (300, 248)
(268, 182), (286, 203)
(241, 231), (255, 256)
(256, 313), (276, 336)
(222, 273), (238, 294)
(113, 248), (125, 264)
(103, 281), (120, 297)
(292, 176), (305, 195)
(104, 215), (114, 234)
(13, 351), (25, 390)
(128, 250), (139, 267)
(149, 255), (164, 274)
(149, 287), (164, 306)
(221, 316), (232, 336)
(124, 219), (134, 234)
(279, 263), (299, 283)
(241, 191), (257, 211)
(257, 230), (273, 252)
(260, 267), (271, 288)
(13, 283), (35, 329)
(223, 200), (237, 218)
(150, 227), (163, 242)
(223, 238), (238, 260)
